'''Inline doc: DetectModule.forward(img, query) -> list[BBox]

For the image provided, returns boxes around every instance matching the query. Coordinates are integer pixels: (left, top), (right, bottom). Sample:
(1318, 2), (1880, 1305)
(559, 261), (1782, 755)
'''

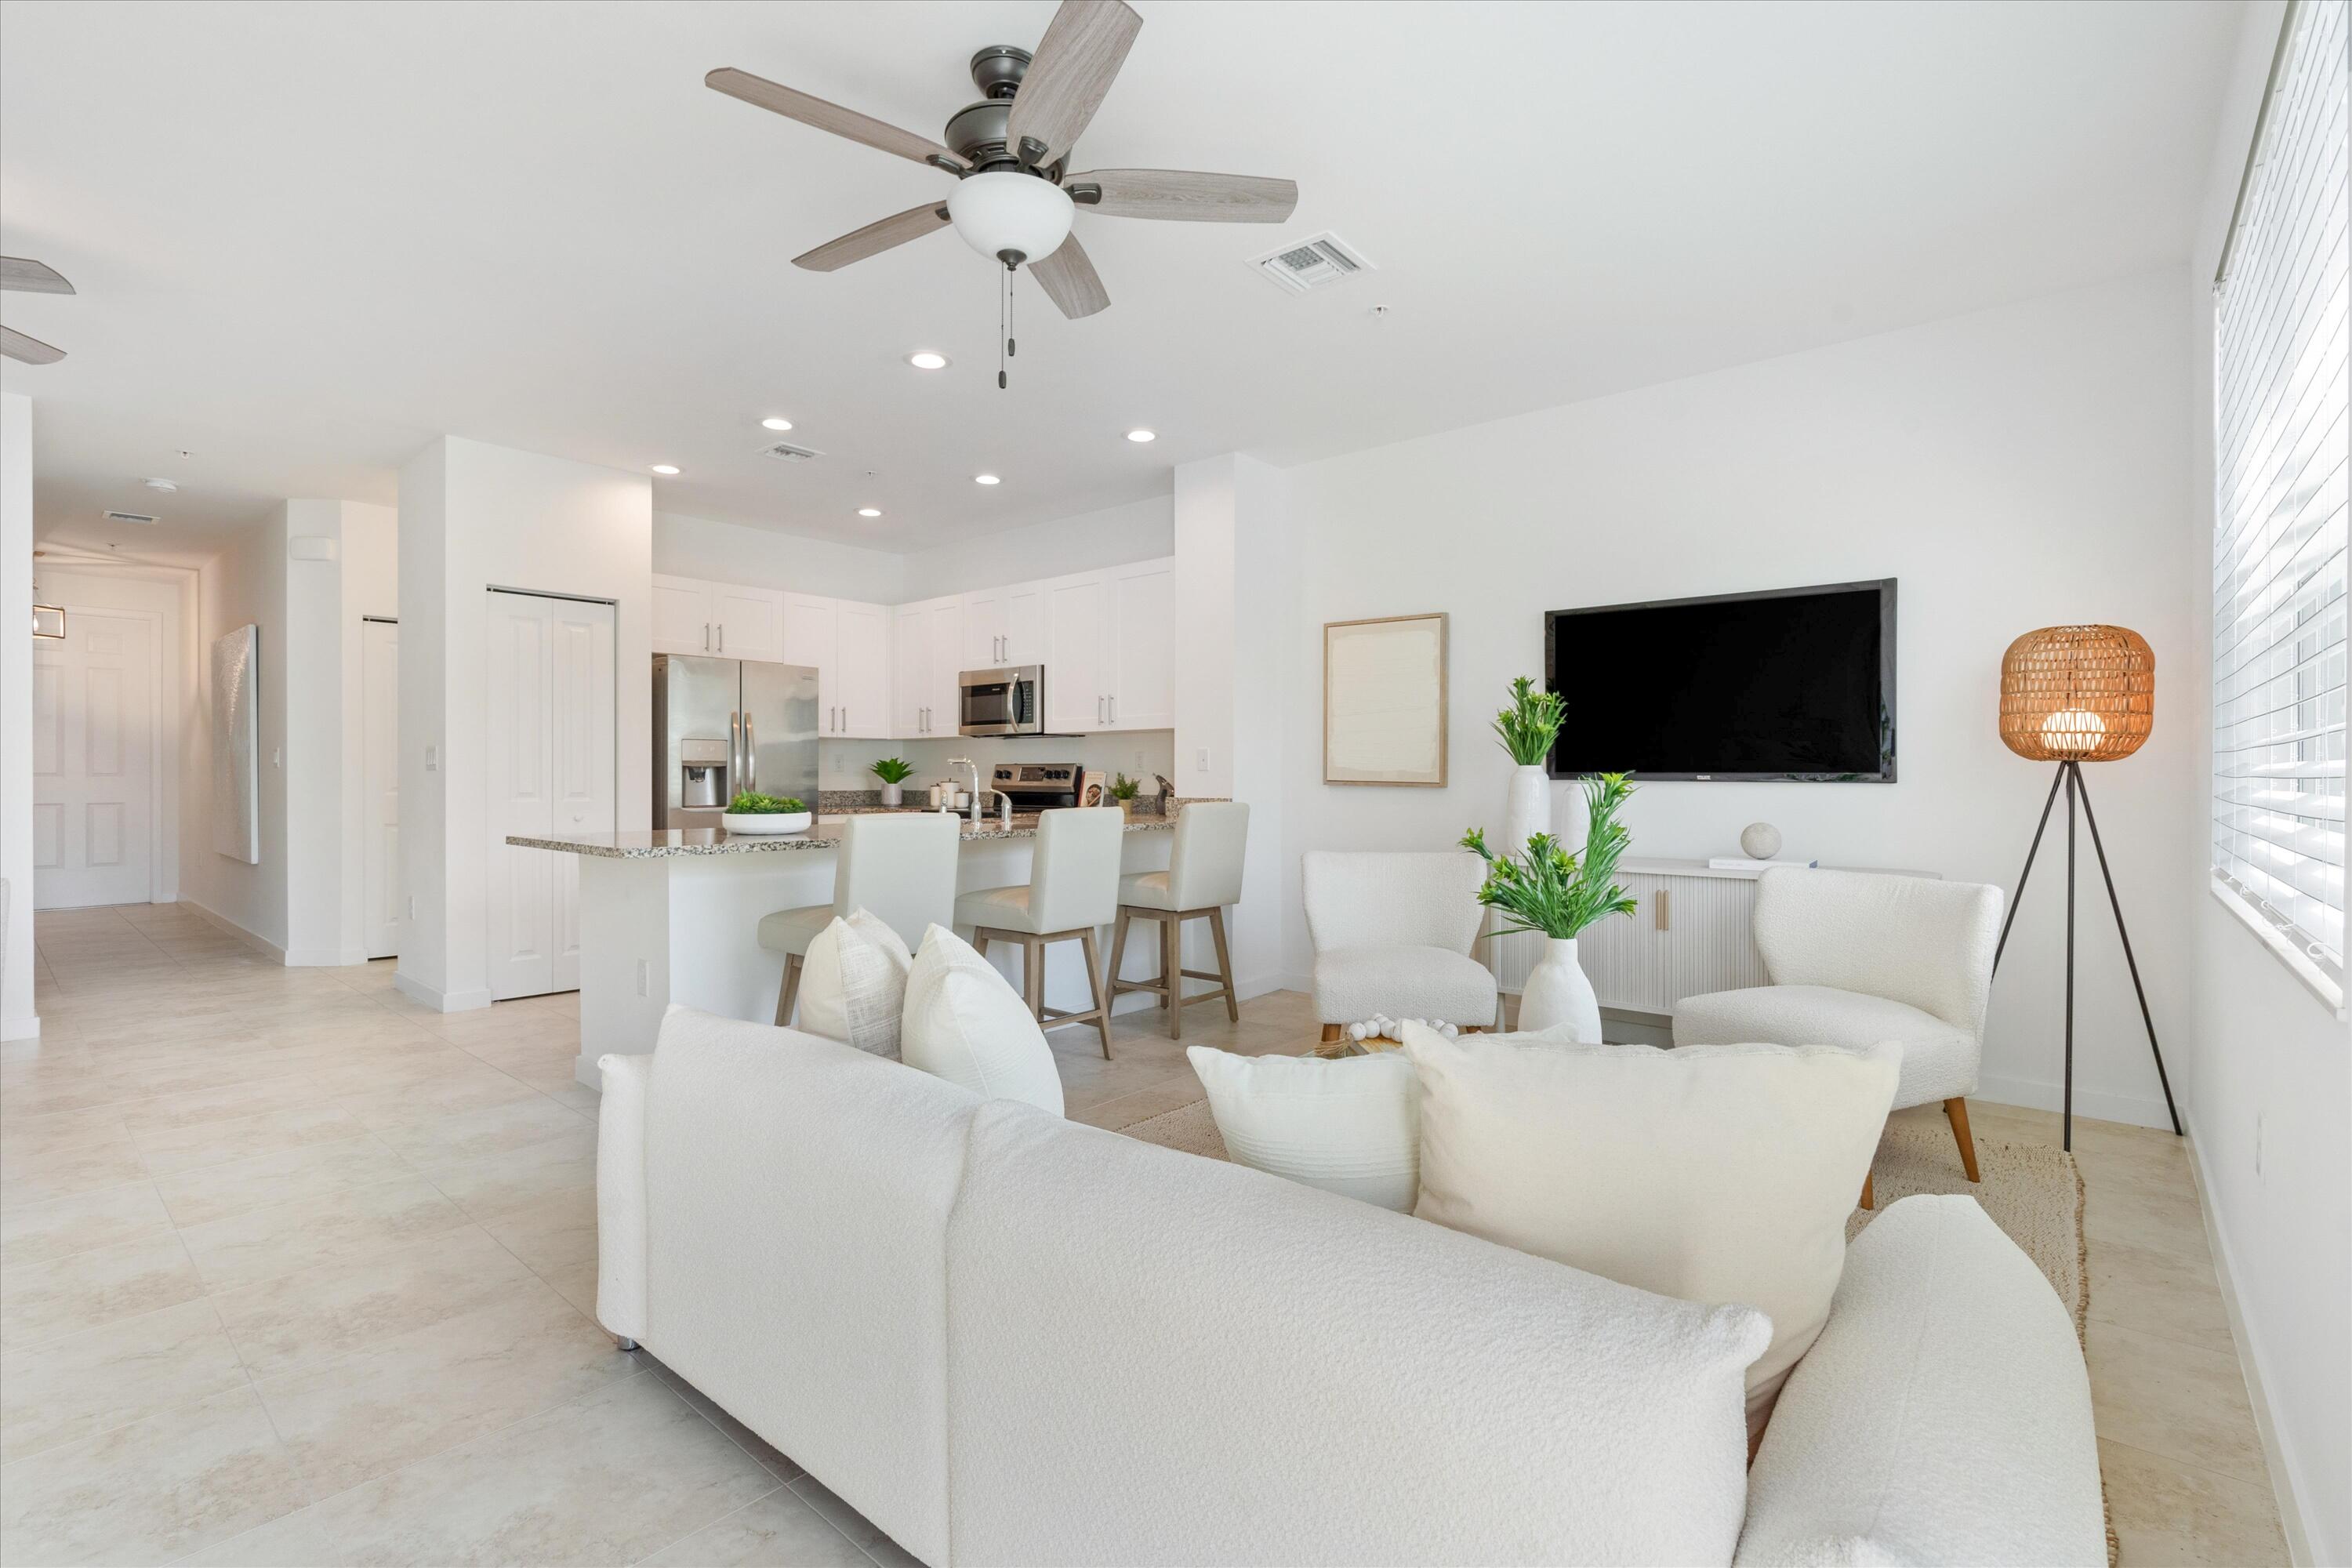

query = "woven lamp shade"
(1998, 625), (2154, 763)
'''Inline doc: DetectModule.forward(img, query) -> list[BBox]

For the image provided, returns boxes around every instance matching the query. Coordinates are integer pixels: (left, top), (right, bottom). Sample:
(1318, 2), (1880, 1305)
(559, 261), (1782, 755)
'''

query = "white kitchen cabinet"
(1042, 572), (1109, 731)
(783, 592), (894, 738)
(652, 577), (713, 656)
(894, 597), (967, 738)
(1104, 558), (1174, 730)
(961, 579), (1046, 668)
(712, 585), (783, 662)
(652, 575), (784, 661)
(893, 605), (927, 738)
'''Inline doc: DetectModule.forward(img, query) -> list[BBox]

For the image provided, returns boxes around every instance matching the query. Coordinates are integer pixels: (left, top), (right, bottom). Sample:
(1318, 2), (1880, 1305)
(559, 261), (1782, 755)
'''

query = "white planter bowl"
(721, 811), (811, 836)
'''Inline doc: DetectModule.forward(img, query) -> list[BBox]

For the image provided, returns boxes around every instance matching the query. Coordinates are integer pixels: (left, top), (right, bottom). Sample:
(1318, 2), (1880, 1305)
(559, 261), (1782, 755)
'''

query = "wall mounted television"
(1544, 579), (1896, 782)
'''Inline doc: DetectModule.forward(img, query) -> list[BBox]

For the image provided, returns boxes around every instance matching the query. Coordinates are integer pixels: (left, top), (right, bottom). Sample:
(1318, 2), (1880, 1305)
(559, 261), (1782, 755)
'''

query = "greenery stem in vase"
(1462, 771), (1638, 940)
(1492, 675), (1566, 767)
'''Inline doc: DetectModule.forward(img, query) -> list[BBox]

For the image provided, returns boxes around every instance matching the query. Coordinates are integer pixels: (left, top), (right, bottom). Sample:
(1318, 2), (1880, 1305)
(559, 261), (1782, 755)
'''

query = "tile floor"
(1, 904), (2289, 1566)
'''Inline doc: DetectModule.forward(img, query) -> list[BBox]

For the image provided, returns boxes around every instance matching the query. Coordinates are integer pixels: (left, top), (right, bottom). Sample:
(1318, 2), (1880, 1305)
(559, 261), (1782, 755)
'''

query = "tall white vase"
(1518, 938), (1602, 1042)
(1500, 764), (1552, 858)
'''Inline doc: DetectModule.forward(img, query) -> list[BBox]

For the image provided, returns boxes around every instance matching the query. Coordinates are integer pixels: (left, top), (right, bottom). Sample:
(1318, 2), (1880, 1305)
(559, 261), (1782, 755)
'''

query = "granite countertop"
(507, 802), (1222, 860)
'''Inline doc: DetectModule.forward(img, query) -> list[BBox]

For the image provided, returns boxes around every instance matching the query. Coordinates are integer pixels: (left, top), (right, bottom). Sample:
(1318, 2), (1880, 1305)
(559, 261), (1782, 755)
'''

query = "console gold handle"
(1654, 889), (1671, 932)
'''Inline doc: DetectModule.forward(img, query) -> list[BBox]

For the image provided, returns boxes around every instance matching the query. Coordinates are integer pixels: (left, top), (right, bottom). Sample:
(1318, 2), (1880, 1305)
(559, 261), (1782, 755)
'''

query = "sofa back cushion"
(943, 1100), (1767, 1566)
(644, 1007), (976, 1568)
(1753, 869), (2003, 1036)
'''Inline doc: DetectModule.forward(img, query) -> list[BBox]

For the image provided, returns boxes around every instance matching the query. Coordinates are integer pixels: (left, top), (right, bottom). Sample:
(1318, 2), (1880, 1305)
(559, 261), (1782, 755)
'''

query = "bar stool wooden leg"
(1078, 928), (1112, 1058)
(1207, 908), (1239, 1022)
(1021, 934), (1046, 1025)
(775, 954), (803, 1026)
(1107, 908), (1132, 1011)
(1163, 916), (1183, 1040)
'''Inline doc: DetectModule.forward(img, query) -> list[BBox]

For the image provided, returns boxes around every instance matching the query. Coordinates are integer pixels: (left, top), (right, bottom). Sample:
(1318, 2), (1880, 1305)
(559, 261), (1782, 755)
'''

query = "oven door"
(959, 666), (1043, 736)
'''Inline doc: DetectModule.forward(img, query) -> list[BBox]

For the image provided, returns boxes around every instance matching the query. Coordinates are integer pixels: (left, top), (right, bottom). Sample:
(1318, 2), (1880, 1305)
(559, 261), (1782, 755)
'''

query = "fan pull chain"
(997, 261), (1014, 390)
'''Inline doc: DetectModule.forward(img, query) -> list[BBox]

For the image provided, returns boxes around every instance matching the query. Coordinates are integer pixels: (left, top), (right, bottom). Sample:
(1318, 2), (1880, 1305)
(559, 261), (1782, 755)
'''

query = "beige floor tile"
(786, 1475), (913, 1563)
(416, 1125), (598, 1221)
(114, 1070), (339, 1135)
(478, 1185), (599, 1278)
(256, 1282), (643, 1497)
(2087, 1231), (2236, 1355)
(330, 1059), (544, 1131)
(2087, 1319), (2271, 1488)
(0, 1179), (175, 1265)
(176, 1173), (474, 1292)
(209, 1224), (539, 1378)
(0, 1298), (249, 1465)
(151, 1134), (416, 1229)
(0, 1385), (310, 1566)
(131, 1100), (372, 1178)
(639, 1489), (872, 1567)
(643, 1359), (803, 1486)
(310, 1374), (780, 1567)
(2100, 1438), (2289, 1566)
(0, 1109), (148, 1210)
(370, 1091), (586, 1167)
(1069, 1076), (1209, 1130)
(0, 1230), (206, 1348)
(539, 1255), (603, 1320)
(169, 1501), (349, 1566)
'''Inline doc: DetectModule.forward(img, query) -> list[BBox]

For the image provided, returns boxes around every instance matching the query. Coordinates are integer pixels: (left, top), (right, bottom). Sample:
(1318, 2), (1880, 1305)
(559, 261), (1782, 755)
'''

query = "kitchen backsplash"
(818, 729), (1176, 798)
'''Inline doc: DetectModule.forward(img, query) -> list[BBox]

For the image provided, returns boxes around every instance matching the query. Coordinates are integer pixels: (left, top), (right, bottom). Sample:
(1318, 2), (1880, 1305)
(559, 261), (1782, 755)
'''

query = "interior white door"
(485, 591), (615, 1000)
(1044, 573), (1106, 732)
(361, 619), (401, 959)
(651, 575), (714, 655)
(1105, 559), (1175, 730)
(32, 611), (155, 909)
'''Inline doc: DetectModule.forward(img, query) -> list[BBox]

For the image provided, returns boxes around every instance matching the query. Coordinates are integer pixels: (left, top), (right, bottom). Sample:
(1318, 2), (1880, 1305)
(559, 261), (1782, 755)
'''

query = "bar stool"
(1109, 802), (1249, 1040)
(953, 806), (1125, 1056)
(760, 813), (960, 1025)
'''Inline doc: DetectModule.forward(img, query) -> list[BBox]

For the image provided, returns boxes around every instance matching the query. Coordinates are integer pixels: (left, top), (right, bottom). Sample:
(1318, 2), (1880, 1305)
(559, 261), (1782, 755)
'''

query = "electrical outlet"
(1196, 747), (1210, 771)
(406, 897), (415, 920)
(424, 744), (438, 773)
(831, 753), (846, 775)
(636, 959), (650, 999)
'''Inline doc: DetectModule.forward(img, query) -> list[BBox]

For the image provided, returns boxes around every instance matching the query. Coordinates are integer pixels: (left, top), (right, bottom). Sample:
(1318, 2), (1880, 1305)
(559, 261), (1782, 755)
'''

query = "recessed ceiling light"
(906, 351), (949, 371)
(973, 473), (1000, 486)
(857, 507), (882, 518)
(141, 477), (179, 492)
(649, 464), (681, 475)
(1124, 429), (1156, 443)
(760, 417), (793, 431)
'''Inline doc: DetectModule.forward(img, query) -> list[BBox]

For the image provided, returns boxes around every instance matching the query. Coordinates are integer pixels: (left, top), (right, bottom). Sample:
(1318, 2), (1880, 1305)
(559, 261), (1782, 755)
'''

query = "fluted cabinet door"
(1668, 876), (1769, 1007)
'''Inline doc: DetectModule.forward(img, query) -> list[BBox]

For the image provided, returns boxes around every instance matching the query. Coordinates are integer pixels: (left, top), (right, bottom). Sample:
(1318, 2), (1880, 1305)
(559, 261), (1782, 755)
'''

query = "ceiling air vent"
(103, 510), (159, 525)
(758, 441), (824, 463)
(1250, 231), (1374, 295)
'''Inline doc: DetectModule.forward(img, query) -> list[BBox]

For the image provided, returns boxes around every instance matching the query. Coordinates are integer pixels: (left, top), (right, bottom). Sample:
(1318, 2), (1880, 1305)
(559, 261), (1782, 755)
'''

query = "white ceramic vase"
(1518, 937), (1602, 1041)
(1501, 764), (1552, 858)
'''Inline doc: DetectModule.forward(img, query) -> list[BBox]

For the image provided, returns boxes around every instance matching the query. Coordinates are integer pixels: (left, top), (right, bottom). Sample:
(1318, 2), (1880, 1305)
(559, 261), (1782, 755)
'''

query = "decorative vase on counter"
(1500, 764), (1551, 861)
(880, 782), (903, 807)
(1517, 938), (1602, 1041)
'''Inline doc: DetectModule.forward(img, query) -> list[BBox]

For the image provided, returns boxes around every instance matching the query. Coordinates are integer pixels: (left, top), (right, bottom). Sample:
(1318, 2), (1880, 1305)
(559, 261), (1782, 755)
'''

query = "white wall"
(898, 495), (1172, 601)
(655, 511), (902, 604)
(184, 515), (288, 953)
(397, 437), (651, 1010)
(281, 501), (346, 962)
(2180, 6), (2347, 1560)
(1269, 268), (2200, 1128)
(1, 393), (35, 1037)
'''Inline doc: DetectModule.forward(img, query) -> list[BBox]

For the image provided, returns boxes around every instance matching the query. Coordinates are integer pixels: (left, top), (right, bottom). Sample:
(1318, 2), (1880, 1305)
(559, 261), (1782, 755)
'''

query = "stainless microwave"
(959, 665), (1044, 736)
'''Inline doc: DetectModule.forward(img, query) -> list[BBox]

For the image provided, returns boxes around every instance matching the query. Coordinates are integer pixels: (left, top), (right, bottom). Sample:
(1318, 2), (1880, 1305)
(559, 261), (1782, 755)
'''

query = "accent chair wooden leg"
(1944, 1097), (1981, 1183)
(1162, 915), (1182, 1040)
(1320, 1023), (1343, 1044)
(1021, 935), (1046, 1025)
(1206, 908), (1240, 1022)
(1858, 1171), (1875, 1210)
(775, 954), (803, 1026)
(1078, 927), (1112, 1059)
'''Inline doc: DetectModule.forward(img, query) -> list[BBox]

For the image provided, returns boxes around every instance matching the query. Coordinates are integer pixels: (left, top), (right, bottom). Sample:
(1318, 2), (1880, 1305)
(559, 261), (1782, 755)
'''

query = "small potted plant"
(722, 791), (811, 836)
(871, 756), (913, 807)
(1462, 771), (1635, 1040)
(1108, 772), (1140, 818)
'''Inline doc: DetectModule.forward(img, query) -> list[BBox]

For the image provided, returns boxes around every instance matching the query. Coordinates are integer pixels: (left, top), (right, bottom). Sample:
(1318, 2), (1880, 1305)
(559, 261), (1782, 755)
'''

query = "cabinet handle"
(703, 623), (710, 652)
(1109, 695), (1116, 724)
(1654, 889), (1671, 932)
(718, 625), (725, 653)
(1097, 695), (1105, 724)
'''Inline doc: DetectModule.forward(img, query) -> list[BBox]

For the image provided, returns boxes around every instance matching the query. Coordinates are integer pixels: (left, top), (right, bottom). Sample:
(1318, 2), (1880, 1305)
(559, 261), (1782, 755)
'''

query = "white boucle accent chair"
(1303, 850), (1497, 1040)
(1673, 868), (2005, 1197)
(598, 1007), (2105, 1566)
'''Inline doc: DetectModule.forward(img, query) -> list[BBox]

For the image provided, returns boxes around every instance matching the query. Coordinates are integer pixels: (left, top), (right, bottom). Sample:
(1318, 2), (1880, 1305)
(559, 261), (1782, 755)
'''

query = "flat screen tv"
(1544, 579), (1895, 781)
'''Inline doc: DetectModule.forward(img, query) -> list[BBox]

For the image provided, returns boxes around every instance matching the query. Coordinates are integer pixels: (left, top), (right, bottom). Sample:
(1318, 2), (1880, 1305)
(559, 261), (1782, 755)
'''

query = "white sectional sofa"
(597, 1008), (2106, 1567)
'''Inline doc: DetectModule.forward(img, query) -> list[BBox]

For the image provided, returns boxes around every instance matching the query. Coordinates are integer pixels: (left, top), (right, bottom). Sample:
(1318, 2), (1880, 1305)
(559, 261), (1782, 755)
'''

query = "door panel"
(833, 602), (892, 739)
(961, 587), (1004, 667)
(362, 621), (400, 959)
(714, 586), (784, 662)
(1106, 560), (1174, 729)
(485, 593), (554, 999)
(781, 593), (837, 731)
(923, 600), (963, 737)
(1044, 574), (1105, 732)
(893, 605), (927, 737)
(1002, 581), (1044, 664)
(547, 601), (617, 990)
(651, 576), (713, 655)
(32, 612), (154, 908)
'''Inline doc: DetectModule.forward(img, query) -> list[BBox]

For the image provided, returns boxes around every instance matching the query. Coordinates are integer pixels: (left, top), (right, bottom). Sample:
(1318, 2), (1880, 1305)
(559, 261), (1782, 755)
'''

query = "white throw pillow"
(797, 910), (913, 1058)
(1399, 1022), (1900, 1431)
(900, 925), (1064, 1116)
(1185, 1046), (1419, 1211)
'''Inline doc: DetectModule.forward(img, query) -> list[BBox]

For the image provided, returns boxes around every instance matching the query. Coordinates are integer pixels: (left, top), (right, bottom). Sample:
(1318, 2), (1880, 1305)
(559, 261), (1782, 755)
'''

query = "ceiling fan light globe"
(947, 172), (1074, 266)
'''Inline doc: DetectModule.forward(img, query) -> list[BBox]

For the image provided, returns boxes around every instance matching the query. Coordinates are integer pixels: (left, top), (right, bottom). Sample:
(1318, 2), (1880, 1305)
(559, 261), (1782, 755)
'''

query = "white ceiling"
(3, 0), (2238, 559)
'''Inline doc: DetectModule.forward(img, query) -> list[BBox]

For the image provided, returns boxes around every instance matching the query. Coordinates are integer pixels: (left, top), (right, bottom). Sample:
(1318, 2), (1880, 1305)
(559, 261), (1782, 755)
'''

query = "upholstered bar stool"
(1108, 801), (1250, 1041)
(953, 806), (1125, 1056)
(760, 812), (960, 1025)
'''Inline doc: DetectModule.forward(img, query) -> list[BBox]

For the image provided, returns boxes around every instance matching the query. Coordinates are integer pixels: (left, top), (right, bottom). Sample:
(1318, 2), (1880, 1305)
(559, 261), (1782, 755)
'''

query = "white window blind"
(2213, 0), (2349, 1002)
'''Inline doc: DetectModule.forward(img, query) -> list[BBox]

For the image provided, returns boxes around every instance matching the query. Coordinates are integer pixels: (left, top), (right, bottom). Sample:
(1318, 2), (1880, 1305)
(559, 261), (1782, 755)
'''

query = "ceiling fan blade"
(706, 67), (964, 171)
(0, 257), (75, 295)
(1066, 169), (1298, 223)
(0, 325), (66, 365)
(1030, 233), (1109, 319)
(1005, 0), (1141, 168)
(792, 201), (952, 272)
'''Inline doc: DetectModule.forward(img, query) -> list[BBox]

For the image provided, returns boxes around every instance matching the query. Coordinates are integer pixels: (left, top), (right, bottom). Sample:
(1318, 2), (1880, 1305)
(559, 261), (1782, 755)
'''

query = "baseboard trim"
(2, 1013), (41, 1042)
(1971, 1071), (2176, 1131)
(282, 946), (357, 969)
(180, 898), (287, 964)
(390, 970), (493, 1014)
(2183, 1112), (2323, 1568)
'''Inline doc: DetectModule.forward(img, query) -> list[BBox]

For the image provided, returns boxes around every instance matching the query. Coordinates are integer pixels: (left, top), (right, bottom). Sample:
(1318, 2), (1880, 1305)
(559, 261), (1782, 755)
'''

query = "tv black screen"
(1544, 580), (1895, 781)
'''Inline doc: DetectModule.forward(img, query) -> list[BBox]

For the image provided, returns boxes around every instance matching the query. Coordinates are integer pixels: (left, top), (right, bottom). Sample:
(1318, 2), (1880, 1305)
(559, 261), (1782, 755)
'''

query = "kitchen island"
(511, 809), (1196, 1087)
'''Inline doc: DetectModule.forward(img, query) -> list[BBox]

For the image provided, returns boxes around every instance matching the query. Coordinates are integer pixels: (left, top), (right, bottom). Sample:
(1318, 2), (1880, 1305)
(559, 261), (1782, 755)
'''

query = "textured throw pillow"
(797, 910), (913, 1058)
(900, 925), (1064, 1116)
(1185, 1046), (1420, 1211)
(1399, 1022), (1900, 1431)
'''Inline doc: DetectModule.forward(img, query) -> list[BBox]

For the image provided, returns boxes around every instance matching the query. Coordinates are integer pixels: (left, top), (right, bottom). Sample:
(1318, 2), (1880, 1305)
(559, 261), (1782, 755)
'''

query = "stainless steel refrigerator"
(652, 655), (820, 830)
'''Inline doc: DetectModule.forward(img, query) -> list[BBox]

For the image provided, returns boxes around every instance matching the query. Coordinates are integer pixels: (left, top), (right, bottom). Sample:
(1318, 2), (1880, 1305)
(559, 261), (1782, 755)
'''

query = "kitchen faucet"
(945, 757), (1011, 826)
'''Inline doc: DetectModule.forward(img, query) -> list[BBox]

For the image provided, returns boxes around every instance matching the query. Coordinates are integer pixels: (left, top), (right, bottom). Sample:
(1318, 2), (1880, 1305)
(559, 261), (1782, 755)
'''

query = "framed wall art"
(1323, 612), (1447, 787)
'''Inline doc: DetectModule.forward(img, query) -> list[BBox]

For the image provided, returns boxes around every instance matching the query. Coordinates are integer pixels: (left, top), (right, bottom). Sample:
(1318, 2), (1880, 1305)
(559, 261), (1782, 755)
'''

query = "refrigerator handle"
(743, 713), (756, 792)
(729, 710), (742, 801)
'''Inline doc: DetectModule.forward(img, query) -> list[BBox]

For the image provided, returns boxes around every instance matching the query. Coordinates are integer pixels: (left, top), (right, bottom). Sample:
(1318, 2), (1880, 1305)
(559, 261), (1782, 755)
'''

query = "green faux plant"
(870, 757), (914, 785)
(728, 792), (806, 814)
(1462, 771), (1638, 939)
(1493, 675), (1566, 767)
(1109, 772), (1140, 800)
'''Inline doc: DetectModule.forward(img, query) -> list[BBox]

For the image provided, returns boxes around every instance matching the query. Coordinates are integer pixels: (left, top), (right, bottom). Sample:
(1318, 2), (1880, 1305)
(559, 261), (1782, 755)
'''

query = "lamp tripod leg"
(2063, 764), (2078, 1152)
(2073, 765), (2184, 1137)
(1993, 764), (2068, 975)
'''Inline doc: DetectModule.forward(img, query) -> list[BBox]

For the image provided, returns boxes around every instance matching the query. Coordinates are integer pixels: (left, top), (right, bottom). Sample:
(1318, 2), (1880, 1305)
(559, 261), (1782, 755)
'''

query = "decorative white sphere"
(1740, 821), (1783, 860)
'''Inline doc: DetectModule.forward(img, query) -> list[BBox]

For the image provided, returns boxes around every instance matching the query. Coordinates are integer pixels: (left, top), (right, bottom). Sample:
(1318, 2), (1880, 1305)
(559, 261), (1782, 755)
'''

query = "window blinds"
(2213, 0), (2349, 999)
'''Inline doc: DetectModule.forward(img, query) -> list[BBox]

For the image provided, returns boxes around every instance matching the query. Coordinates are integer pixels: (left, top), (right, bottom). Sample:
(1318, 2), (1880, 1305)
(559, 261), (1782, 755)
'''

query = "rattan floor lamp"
(1994, 625), (2180, 1150)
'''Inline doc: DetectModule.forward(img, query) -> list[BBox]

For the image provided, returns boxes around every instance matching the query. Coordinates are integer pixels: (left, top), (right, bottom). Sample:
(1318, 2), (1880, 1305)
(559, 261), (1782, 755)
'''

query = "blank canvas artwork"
(211, 623), (260, 863)
(1324, 613), (1448, 786)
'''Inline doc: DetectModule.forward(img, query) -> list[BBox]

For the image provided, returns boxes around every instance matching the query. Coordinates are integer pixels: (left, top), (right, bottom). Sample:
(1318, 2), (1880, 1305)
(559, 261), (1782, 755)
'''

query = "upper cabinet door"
(891, 604), (928, 739)
(651, 575), (715, 655)
(923, 598), (964, 735)
(1043, 572), (1107, 732)
(1002, 580), (1045, 665)
(713, 586), (785, 663)
(961, 586), (1005, 668)
(780, 593), (838, 729)
(1105, 558), (1174, 730)
(833, 601), (895, 739)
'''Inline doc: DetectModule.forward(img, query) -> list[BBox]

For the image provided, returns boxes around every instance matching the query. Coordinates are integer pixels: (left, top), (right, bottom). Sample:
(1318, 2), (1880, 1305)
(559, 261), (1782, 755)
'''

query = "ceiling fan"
(707, 0), (1298, 325)
(1, 257), (75, 365)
